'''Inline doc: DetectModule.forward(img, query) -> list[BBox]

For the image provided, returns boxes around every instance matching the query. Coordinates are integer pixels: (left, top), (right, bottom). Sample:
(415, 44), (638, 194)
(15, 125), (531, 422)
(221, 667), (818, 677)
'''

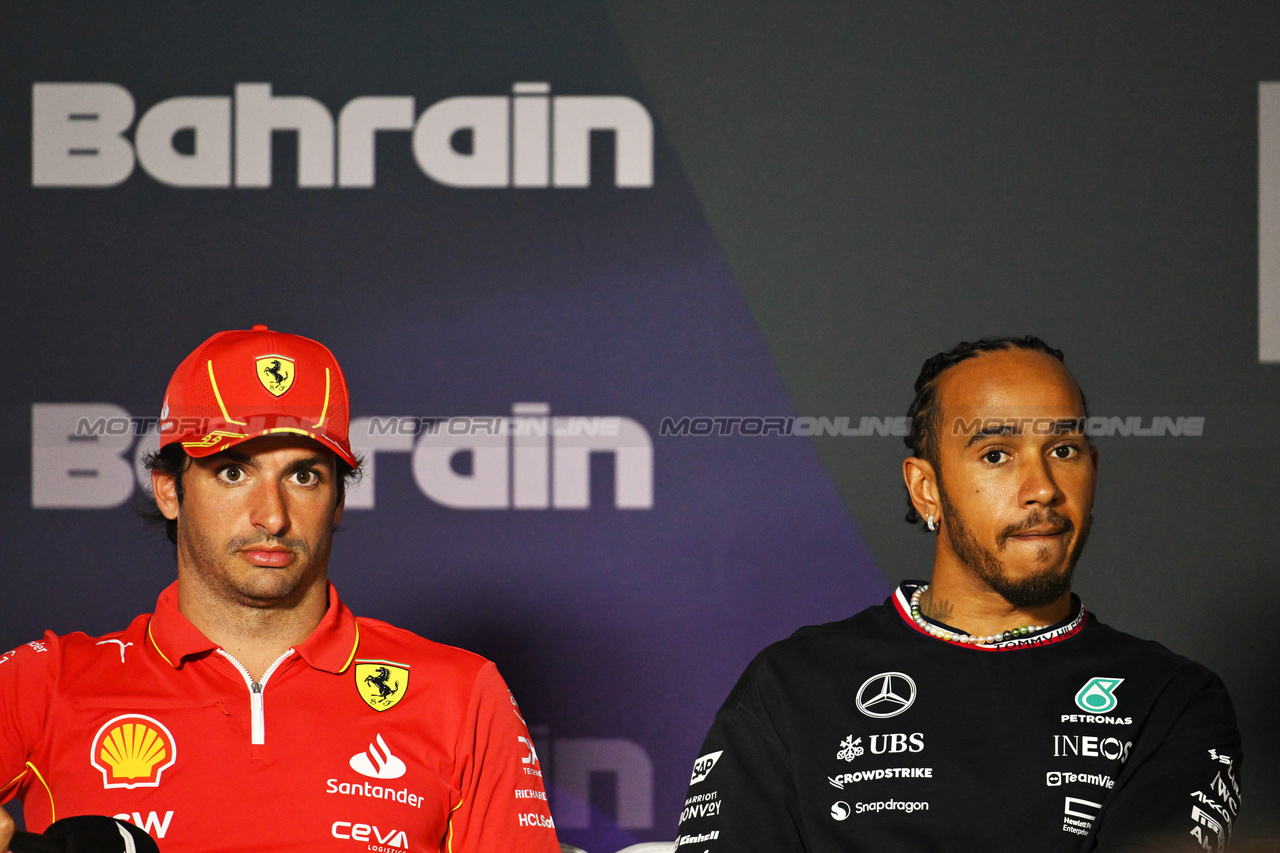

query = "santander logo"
(350, 734), (406, 780)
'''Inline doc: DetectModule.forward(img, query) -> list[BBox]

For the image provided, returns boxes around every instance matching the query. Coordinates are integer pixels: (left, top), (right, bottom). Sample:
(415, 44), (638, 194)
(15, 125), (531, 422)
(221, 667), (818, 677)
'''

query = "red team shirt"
(0, 583), (560, 853)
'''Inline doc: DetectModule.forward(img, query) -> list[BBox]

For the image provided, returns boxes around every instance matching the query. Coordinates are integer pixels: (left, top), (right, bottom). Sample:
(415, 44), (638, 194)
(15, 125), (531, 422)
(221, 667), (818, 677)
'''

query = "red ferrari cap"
(158, 325), (357, 467)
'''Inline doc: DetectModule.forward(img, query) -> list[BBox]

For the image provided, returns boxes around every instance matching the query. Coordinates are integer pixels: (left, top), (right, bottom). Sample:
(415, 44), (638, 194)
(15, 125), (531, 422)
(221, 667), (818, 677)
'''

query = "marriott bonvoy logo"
(32, 82), (653, 189)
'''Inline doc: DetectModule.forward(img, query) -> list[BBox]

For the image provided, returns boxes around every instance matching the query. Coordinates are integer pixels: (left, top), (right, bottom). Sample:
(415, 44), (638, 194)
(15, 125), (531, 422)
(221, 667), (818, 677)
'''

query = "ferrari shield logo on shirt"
(355, 661), (409, 711)
(1075, 677), (1123, 714)
(255, 355), (295, 397)
(90, 714), (177, 789)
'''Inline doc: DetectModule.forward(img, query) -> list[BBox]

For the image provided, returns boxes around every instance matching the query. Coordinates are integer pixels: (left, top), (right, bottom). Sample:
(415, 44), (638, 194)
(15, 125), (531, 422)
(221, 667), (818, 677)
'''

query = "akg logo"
(856, 672), (916, 718)
(689, 751), (723, 785)
(1074, 678), (1123, 714)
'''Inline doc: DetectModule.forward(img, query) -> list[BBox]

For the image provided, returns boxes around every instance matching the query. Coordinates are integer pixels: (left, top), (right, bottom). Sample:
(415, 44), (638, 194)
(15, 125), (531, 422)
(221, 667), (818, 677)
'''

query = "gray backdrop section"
(610, 0), (1280, 838)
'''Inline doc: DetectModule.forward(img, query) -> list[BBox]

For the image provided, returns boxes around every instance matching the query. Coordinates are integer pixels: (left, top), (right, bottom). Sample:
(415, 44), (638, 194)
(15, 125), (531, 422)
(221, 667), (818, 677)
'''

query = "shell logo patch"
(356, 661), (410, 712)
(255, 355), (295, 397)
(90, 714), (177, 789)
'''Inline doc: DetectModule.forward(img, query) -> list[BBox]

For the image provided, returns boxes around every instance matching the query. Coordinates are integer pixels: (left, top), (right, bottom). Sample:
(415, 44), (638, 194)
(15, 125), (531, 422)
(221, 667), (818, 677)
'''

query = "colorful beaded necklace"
(909, 583), (1048, 646)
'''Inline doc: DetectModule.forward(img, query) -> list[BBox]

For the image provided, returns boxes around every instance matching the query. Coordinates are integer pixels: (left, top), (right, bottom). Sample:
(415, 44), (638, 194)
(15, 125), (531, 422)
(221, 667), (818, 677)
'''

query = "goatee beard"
(937, 485), (1089, 609)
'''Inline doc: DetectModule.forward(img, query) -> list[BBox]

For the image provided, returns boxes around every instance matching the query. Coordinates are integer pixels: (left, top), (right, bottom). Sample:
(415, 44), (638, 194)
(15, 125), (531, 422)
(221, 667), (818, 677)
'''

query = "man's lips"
(239, 548), (295, 567)
(1007, 528), (1067, 540)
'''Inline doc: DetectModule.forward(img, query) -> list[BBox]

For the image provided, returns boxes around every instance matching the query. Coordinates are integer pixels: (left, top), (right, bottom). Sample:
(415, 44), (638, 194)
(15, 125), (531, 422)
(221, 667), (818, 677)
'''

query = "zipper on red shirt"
(216, 648), (295, 746)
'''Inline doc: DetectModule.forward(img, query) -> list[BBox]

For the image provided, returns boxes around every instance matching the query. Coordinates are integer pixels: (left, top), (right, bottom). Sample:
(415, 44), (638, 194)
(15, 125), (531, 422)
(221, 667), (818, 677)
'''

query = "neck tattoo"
(910, 584), (1047, 646)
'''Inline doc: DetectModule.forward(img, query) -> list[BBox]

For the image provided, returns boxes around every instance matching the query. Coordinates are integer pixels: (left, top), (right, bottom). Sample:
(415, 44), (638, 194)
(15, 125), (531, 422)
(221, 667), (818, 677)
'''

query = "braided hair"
(903, 336), (1080, 526)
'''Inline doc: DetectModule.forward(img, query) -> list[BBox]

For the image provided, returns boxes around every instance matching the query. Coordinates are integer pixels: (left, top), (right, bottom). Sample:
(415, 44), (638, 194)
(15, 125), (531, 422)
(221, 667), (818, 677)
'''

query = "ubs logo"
(856, 672), (917, 718)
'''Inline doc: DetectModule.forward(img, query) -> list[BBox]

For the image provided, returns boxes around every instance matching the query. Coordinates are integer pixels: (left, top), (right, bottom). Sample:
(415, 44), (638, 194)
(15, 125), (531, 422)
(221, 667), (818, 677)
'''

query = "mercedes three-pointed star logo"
(855, 671), (917, 718)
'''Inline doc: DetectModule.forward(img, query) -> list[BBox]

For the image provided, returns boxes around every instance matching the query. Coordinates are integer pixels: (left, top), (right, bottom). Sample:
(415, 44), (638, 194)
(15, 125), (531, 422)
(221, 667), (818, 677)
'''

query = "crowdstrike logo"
(855, 672), (917, 718)
(31, 82), (653, 189)
(350, 734), (406, 780)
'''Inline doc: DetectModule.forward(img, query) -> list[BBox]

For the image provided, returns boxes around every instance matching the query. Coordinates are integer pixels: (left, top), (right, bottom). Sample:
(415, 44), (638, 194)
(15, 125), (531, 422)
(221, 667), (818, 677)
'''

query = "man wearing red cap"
(0, 327), (561, 853)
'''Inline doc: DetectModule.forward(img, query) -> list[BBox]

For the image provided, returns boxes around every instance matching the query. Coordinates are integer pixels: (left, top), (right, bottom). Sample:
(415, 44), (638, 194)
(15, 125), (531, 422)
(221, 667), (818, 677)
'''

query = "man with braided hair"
(675, 336), (1241, 851)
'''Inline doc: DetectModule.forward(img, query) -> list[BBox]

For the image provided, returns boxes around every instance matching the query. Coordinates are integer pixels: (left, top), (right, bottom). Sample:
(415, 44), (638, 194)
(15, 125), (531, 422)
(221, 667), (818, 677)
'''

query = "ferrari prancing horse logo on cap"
(255, 355), (295, 397)
(356, 661), (410, 711)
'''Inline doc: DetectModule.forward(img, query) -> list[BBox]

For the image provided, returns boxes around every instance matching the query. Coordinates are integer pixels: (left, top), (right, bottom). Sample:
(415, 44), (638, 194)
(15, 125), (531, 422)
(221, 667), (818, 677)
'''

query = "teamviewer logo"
(1046, 772), (1062, 787)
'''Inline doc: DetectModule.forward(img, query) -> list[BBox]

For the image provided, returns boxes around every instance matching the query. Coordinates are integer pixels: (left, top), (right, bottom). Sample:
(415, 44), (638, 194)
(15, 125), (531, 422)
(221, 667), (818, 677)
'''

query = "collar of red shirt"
(145, 580), (360, 674)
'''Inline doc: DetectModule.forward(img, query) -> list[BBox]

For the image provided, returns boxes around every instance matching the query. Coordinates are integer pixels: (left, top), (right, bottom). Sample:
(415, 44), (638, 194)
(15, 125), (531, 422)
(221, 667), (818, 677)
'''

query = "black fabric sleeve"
(1089, 671), (1242, 852)
(675, 673), (808, 853)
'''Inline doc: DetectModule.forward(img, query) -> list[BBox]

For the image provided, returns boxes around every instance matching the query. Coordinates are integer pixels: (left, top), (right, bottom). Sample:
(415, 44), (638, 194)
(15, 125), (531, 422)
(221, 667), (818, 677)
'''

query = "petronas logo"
(1074, 677), (1124, 713)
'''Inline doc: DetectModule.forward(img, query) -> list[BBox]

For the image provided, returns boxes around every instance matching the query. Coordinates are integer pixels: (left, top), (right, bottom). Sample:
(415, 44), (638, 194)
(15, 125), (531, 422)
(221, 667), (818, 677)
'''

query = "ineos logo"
(855, 672), (916, 718)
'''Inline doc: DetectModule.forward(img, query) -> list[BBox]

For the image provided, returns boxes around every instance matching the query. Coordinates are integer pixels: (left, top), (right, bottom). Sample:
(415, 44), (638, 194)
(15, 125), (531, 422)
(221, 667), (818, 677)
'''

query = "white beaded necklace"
(909, 584), (1047, 646)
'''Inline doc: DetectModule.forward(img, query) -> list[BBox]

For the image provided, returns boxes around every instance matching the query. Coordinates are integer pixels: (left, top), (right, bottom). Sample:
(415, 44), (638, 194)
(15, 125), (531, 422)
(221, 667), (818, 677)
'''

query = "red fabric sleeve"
(0, 632), (60, 803)
(445, 661), (558, 853)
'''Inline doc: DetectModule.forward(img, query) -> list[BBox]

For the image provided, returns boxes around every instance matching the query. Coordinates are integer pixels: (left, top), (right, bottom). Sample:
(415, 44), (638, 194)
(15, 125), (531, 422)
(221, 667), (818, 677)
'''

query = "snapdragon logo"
(32, 82), (653, 189)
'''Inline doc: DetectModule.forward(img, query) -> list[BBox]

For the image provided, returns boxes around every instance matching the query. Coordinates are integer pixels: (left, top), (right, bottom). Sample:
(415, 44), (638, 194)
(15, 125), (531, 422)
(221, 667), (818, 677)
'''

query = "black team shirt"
(676, 581), (1241, 852)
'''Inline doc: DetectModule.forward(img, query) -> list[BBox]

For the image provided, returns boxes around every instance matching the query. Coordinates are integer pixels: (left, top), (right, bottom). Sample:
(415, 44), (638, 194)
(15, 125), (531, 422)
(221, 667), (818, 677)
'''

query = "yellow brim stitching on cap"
(312, 367), (331, 429)
(263, 427), (318, 439)
(207, 360), (248, 425)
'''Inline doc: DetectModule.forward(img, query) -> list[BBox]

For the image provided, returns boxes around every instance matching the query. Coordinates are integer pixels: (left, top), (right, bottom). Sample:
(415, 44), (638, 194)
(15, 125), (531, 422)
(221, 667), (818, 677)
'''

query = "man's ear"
(332, 491), (345, 527)
(152, 469), (180, 521)
(903, 456), (941, 522)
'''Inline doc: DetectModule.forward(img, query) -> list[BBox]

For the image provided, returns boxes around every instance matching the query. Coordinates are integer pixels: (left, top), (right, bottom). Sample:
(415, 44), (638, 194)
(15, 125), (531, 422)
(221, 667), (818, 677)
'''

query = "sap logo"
(112, 811), (173, 839)
(30, 403), (653, 511)
(689, 751), (723, 785)
(1052, 735), (1132, 763)
(331, 822), (408, 849)
(32, 82), (652, 189)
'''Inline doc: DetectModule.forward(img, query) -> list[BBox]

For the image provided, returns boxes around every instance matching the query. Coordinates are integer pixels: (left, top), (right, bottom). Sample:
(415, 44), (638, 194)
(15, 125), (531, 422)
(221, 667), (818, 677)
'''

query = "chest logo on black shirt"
(1074, 677), (1123, 714)
(90, 714), (177, 789)
(856, 672), (916, 718)
(355, 660), (410, 711)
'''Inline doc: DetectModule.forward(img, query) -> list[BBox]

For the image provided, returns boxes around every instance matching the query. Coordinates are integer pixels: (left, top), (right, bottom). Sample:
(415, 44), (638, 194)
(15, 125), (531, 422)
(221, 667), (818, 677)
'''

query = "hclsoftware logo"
(31, 82), (653, 189)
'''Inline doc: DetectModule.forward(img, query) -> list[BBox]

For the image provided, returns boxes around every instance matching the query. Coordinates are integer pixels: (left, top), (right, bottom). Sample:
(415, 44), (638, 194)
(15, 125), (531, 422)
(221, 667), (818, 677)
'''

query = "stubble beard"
(178, 523), (327, 609)
(936, 482), (1090, 610)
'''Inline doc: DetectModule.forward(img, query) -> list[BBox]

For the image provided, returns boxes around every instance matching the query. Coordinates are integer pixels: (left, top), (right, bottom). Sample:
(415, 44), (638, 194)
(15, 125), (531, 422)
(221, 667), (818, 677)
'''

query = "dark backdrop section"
(609, 0), (1280, 838)
(0, 4), (886, 851)
(2, 1), (1277, 847)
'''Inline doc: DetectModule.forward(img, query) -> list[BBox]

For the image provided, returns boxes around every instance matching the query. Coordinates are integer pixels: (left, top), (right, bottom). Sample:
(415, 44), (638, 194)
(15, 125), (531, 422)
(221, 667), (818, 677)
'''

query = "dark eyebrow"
(965, 424), (1018, 448)
(210, 451), (329, 470)
(964, 418), (1086, 448)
